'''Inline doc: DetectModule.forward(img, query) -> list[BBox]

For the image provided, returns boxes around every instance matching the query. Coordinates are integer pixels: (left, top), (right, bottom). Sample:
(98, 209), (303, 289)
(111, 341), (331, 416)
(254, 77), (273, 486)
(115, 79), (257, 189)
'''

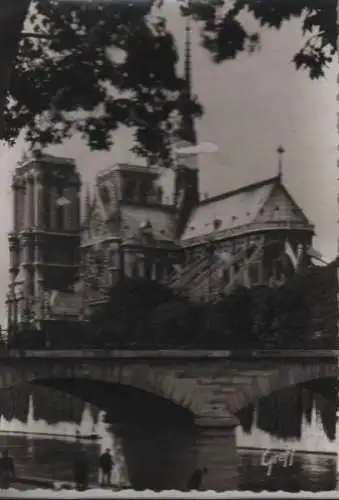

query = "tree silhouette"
(88, 277), (178, 347)
(1, 0), (336, 161)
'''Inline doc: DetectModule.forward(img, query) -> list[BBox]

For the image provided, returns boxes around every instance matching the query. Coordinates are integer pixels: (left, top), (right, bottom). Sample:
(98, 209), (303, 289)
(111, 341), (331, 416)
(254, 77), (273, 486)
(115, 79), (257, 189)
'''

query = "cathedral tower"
(7, 154), (81, 335)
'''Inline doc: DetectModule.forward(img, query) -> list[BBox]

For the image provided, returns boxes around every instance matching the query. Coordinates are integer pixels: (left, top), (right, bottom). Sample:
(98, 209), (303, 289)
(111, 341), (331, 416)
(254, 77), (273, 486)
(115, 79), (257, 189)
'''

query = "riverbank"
(11, 475), (127, 491)
(0, 430), (99, 441)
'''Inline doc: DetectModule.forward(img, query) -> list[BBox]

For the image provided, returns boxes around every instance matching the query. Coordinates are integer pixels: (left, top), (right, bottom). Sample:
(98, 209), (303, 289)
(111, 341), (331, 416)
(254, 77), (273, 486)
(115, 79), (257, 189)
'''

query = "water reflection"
(0, 432), (335, 491)
(0, 433), (101, 484)
(236, 395), (337, 491)
(237, 405), (337, 454)
(238, 449), (336, 492)
(237, 384), (336, 444)
(0, 394), (128, 486)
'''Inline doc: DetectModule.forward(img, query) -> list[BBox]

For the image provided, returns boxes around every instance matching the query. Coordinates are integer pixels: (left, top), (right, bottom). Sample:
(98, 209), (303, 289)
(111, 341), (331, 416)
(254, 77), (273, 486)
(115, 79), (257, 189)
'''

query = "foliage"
(269, 272), (310, 348)
(4, 0), (202, 164)
(186, 0), (336, 78)
(8, 325), (46, 349)
(148, 299), (196, 346)
(86, 274), (323, 350)
(10, 262), (335, 350)
(3, 0), (336, 160)
(89, 277), (179, 347)
(202, 286), (253, 348)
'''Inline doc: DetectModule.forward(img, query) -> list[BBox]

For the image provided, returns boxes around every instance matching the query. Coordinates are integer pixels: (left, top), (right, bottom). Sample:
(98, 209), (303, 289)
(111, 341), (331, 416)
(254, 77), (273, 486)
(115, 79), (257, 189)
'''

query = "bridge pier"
(194, 417), (239, 491)
(116, 417), (239, 491)
(116, 422), (196, 490)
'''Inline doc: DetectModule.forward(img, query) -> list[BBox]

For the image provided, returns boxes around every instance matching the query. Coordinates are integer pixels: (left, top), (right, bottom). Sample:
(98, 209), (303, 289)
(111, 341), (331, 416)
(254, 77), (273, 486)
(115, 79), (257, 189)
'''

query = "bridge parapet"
(0, 348), (337, 360)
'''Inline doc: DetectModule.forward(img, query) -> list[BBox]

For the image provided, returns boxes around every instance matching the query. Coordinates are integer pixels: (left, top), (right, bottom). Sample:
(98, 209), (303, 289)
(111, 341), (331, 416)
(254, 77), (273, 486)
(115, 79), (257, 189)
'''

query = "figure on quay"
(186, 467), (208, 490)
(73, 448), (89, 491)
(99, 448), (114, 487)
(0, 449), (16, 489)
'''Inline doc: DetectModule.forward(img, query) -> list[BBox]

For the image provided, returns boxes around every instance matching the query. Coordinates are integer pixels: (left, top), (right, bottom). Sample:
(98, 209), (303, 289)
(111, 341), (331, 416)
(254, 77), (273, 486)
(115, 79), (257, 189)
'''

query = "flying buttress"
(164, 239), (266, 303)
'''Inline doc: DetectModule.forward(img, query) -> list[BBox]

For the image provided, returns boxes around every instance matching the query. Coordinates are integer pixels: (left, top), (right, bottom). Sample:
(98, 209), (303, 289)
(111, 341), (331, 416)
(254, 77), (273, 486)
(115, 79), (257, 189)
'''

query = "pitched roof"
(83, 181), (176, 244)
(121, 205), (175, 243)
(181, 176), (312, 242)
(181, 177), (277, 241)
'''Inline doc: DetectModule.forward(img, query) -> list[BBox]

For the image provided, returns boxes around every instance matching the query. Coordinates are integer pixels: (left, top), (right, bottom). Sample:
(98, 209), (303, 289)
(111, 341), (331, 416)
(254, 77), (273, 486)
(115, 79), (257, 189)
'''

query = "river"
(0, 391), (336, 491)
(236, 405), (337, 491)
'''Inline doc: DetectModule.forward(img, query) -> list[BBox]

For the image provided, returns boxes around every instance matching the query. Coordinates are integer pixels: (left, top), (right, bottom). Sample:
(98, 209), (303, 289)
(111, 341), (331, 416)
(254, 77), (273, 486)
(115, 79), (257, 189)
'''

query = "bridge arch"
(2, 362), (204, 417)
(225, 360), (337, 415)
(1, 377), (200, 490)
(32, 377), (198, 490)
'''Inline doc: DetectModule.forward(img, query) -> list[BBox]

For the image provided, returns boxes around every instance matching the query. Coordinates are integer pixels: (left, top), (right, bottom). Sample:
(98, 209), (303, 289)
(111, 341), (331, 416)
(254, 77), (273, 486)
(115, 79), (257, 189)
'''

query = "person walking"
(73, 449), (89, 491)
(99, 449), (114, 487)
(186, 467), (208, 490)
(0, 449), (15, 489)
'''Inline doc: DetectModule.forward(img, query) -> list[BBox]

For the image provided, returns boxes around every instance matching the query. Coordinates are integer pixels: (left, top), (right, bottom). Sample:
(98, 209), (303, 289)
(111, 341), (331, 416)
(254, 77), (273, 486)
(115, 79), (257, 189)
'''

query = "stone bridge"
(0, 349), (337, 490)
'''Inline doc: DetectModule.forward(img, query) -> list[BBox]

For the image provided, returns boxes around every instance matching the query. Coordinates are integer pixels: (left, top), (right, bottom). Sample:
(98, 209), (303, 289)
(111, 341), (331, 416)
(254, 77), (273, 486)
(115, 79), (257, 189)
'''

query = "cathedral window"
(132, 260), (139, 278)
(213, 218), (222, 230)
(99, 185), (110, 205)
(157, 186), (163, 203)
(110, 250), (120, 269)
(56, 184), (64, 231)
(123, 178), (137, 201)
(144, 258), (153, 279)
(248, 261), (261, 286)
(43, 189), (51, 229)
(139, 179), (152, 203)
(28, 269), (34, 297)
(28, 244), (34, 263)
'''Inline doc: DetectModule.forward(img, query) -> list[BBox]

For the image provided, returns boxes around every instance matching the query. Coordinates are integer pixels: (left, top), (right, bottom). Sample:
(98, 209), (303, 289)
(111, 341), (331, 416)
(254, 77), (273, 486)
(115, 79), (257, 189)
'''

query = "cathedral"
(6, 149), (318, 339)
(5, 15), (321, 341)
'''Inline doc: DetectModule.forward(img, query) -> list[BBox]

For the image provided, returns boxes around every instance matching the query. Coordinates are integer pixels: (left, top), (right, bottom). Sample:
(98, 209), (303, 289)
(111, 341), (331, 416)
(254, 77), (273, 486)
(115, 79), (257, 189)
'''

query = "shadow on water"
(236, 378), (337, 491)
(0, 433), (101, 484)
(237, 379), (336, 442)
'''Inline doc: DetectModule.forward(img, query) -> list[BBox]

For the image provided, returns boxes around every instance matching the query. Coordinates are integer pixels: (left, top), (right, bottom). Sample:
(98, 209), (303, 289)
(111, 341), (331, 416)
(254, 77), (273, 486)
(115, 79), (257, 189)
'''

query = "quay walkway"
(10, 475), (127, 491)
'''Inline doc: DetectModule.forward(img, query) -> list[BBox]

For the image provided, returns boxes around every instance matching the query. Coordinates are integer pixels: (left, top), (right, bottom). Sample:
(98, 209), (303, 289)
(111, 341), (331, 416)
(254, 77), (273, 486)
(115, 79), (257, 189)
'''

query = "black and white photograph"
(0, 0), (337, 493)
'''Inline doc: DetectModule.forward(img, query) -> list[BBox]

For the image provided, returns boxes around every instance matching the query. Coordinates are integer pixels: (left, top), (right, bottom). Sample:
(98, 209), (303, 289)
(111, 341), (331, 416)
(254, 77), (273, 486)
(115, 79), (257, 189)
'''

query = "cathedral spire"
(84, 183), (91, 220)
(277, 145), (285, 180)
(179, 0), (197, 146)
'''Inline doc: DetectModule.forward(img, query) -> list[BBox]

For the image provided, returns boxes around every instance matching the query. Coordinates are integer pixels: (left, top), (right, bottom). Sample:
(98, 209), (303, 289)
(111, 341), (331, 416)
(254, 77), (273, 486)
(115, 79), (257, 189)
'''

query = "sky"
(0, 1), (337, 326)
